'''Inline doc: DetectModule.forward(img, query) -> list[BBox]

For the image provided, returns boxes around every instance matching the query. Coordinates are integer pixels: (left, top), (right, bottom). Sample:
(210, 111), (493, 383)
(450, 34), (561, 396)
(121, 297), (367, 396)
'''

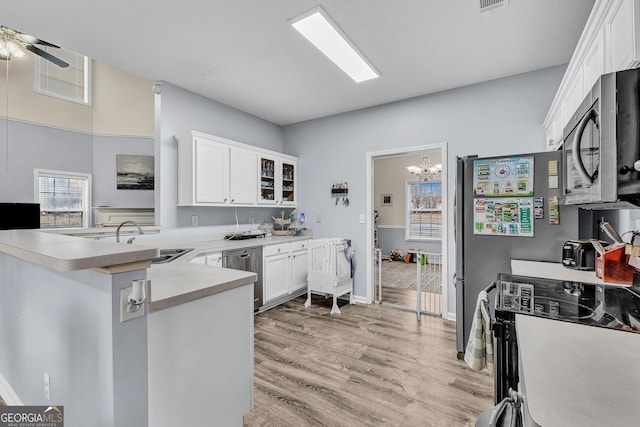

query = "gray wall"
(0, 119), (153, 217)
(93, 135), (154, 208)
(283, 65), (566, 315)
(0, 254), (149, 427)
(155, 81), (287, 228)
(0, 120), (93, 203)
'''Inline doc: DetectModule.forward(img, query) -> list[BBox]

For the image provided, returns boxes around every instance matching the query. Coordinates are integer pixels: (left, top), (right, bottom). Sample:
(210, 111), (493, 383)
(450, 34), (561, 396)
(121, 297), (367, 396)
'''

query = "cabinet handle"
(224, 198), (228, 202)
(231, 199), (235, 202)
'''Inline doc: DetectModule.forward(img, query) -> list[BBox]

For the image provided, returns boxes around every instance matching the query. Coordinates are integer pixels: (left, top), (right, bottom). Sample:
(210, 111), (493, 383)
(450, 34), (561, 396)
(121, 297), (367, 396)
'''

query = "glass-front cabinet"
(259, 154), (296, 206)
(281, 161), (296, 205)
(259, 156), (276, 203)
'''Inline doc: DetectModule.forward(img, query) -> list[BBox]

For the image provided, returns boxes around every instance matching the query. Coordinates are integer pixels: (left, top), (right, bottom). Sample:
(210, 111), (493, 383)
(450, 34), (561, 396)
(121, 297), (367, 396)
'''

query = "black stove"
(493, 273), (640, 403)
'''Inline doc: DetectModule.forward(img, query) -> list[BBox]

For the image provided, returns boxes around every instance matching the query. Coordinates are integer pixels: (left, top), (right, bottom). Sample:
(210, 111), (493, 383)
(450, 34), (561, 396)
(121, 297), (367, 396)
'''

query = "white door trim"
(365, 142), (448, 316)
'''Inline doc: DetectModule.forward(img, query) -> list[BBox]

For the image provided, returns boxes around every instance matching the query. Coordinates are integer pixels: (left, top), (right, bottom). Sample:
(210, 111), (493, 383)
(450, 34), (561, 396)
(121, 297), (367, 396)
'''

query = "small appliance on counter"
(562, 239), (600, 270)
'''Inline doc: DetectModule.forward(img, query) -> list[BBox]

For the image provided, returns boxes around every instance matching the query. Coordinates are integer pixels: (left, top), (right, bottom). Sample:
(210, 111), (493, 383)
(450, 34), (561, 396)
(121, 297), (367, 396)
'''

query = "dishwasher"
(222, 246), (263, 311)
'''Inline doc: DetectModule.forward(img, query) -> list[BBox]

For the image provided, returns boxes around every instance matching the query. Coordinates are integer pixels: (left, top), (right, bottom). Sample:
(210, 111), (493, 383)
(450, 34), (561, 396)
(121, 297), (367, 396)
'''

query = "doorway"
(366, 144), (448, 318)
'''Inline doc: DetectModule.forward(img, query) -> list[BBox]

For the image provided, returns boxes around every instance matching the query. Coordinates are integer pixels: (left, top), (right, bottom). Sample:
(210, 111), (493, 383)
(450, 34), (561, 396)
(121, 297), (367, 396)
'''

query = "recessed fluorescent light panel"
(291, 7), (379, 83)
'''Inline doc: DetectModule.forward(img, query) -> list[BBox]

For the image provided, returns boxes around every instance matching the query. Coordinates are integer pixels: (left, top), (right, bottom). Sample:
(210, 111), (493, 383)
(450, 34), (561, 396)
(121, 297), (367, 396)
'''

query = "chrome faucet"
(116, 221), (144, 243)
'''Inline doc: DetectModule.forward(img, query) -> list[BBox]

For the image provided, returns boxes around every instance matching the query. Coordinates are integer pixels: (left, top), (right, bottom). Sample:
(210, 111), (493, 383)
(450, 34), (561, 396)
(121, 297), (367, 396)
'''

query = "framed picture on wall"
(116, 155), (154, 190)
(381, 194), (393, 206)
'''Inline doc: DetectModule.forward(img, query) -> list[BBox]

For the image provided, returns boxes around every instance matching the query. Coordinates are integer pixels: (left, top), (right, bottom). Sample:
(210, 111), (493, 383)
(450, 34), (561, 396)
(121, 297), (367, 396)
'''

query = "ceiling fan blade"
(25, 44), (69, 68)
(16, 33), (60, 48)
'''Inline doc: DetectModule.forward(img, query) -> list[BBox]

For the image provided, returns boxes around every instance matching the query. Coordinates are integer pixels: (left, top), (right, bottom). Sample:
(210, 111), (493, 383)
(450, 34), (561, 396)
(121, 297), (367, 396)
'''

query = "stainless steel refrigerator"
(454, 150), (580, 356)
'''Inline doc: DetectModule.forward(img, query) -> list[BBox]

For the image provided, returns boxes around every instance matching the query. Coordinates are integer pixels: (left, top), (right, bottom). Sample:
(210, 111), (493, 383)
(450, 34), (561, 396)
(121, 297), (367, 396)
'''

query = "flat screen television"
(0, 203), (41, 230)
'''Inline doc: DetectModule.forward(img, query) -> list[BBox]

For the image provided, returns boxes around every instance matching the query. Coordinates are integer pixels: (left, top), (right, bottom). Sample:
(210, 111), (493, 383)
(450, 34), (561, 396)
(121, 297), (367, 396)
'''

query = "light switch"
(359, 214), (365, 224)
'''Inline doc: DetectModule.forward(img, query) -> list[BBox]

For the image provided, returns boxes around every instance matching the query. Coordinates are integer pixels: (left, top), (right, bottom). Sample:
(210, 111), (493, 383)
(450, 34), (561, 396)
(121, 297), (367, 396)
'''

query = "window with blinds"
(35, 170), (91, 229)
(406, 180), (442, 240)
(34, 47), (91, 105)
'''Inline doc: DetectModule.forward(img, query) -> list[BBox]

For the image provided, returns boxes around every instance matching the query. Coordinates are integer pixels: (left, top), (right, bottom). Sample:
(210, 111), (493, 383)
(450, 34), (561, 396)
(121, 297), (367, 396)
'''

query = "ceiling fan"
(0, 25), (69, 68)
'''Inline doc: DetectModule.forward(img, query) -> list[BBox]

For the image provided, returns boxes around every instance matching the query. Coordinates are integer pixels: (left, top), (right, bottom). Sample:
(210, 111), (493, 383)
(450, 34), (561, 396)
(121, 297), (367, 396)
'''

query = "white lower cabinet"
(263, 240), (309, 304)
(264, 244), (291, 302)
(290, 241), (309, 293)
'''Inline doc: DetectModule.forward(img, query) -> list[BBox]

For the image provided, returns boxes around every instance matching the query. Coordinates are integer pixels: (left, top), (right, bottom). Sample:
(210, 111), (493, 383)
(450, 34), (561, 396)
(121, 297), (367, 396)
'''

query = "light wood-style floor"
(244, 295), (493, 427)
(381, 287), (442, 314)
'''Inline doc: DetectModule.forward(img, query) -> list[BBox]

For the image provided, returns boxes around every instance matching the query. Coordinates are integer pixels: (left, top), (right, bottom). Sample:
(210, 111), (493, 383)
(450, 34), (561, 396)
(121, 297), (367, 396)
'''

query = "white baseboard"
(0, 372), (23, 405)
(351, 295), (368, 305)
(443, 312), (457, 322)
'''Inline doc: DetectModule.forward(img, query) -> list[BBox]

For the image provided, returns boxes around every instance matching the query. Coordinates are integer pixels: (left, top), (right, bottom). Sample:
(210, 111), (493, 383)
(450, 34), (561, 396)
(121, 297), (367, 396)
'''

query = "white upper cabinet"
(186, 136), (229, 205)
(177, 131), (296, 207)
(229, 146), (257, 205)
(544, 0), (640, 151)
(607, 0), (639, 71)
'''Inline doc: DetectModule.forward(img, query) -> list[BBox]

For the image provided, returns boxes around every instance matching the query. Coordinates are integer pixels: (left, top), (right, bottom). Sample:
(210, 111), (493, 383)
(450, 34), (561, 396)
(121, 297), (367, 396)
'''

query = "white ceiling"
(2, 0), (595, 125)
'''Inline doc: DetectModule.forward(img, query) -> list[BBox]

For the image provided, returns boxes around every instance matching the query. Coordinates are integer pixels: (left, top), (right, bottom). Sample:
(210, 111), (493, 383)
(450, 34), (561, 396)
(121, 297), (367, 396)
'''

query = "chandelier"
(406, 155), (442, 181)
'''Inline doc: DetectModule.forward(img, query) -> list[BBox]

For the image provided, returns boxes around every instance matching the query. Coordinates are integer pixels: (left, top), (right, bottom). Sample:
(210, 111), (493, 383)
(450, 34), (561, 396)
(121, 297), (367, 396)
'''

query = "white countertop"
(0, 229), (158, 272)
(516, 314), (640, 426)
(147, 262), (256, 312)
(511, 259), (631, 286)
(132, 231), (312, 259)
(0, 227), (311, 311)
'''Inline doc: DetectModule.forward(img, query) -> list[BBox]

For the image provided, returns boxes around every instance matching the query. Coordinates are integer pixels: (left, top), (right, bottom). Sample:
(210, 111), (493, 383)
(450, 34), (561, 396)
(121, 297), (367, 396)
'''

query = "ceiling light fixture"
(290, 7), (379, 83)
(0, 25), (68, 67)
(407, 155), (442, 182)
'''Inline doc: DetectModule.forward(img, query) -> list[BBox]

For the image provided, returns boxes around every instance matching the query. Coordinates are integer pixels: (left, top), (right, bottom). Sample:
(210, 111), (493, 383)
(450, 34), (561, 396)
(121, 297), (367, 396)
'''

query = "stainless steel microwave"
(563, 68), (640, 207)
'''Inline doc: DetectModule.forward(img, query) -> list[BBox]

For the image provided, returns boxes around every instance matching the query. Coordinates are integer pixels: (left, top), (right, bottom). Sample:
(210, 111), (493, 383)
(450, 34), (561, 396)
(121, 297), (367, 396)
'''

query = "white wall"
(0, 55), (153, 136)
(93, 62), (154, 137)
(0, 53), (93, 132)
(374, 154), (419, 226)
(283, 65), (566, 315)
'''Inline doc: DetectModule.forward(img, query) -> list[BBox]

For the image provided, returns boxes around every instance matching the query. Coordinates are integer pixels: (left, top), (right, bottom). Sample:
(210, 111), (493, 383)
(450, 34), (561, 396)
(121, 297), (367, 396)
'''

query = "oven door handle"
(572, 107), (599, 184)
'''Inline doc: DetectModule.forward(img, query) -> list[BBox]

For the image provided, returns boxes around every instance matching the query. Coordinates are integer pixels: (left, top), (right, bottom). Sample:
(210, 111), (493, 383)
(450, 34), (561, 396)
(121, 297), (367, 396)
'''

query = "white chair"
(304, 238), (353, 314)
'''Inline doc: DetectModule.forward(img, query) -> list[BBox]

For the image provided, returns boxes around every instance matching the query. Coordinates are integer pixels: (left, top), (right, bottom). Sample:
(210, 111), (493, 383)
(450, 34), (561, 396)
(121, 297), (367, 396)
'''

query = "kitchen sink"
(151, 248), (193, 264)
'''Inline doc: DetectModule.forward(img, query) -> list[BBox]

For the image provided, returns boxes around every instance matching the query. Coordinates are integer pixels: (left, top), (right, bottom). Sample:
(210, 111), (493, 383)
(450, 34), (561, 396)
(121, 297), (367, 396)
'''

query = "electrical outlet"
(316, 214), (322, 223)
(44, 373), (50, 400)
(248, 213), (255, 224)
(359, 214), (365, 224)
(191, 215), (198, 226)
